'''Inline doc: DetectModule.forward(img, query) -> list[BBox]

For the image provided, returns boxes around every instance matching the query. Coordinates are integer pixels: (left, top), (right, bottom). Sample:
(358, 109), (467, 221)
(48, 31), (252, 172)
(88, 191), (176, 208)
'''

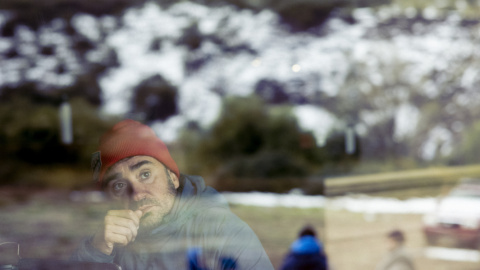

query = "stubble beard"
(136, 177), (177, 237)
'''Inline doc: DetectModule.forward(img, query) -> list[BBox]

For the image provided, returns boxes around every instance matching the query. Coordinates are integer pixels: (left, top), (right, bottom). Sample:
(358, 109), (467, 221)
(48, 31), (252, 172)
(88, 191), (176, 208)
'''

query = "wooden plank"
(324, 164), (480, 196)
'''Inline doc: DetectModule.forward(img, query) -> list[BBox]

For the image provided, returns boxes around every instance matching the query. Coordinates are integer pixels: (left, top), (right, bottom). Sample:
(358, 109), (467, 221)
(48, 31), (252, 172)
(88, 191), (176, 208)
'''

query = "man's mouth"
(131, 198), (159, 212)
(138, 205), (155, 212)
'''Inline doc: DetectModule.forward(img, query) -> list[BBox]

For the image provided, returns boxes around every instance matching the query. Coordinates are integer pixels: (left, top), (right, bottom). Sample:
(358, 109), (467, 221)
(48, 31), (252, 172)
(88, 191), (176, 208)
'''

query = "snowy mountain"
(1, 1), (480, 161)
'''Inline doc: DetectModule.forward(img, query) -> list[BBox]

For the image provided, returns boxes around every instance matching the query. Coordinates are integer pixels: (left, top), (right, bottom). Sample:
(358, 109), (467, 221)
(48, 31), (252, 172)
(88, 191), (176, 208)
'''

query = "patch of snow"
(294, 105), (337, 146)
(223, 192), (326, 209)
(327, 195), (436, 214)
(394, 103), (420, 140)
(151, 115), (187, 143)
(425, 247), (480, 262)
(222, 192), (437, 215)
(421, 125), (454, 160)
(71, 14), (101, 41)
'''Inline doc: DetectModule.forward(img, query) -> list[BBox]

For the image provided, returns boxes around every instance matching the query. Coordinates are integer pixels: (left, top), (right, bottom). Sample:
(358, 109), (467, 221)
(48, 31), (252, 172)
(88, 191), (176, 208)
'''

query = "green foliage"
(0, 95), (59, 161)
(449, 120), (480, 165)
(0, 94), (119, 187)
(194, 96), (268, 169)
(178, 95), (325, 192)
(320, 129), (361, 176)
(219, 152), (308, 179)
(69, 98), (122, 164)
(362, 118), (408, 160)
(0, 96), (114, 163)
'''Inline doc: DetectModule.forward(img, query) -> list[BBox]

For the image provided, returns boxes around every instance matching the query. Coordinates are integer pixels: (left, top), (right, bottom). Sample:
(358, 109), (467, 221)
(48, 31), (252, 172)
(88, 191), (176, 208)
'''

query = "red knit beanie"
(91, 119), (179, 187)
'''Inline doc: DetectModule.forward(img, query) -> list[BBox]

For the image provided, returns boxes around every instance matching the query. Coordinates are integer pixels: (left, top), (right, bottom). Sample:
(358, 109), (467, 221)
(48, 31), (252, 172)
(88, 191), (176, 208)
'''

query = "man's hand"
(92, 210), (143, 255)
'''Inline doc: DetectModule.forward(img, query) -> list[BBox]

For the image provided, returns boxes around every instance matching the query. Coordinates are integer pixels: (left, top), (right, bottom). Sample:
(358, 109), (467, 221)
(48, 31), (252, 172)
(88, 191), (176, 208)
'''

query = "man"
(71, 119), (274, 270)
(280, 224), (328, 270)
(375, 230), (415, 270)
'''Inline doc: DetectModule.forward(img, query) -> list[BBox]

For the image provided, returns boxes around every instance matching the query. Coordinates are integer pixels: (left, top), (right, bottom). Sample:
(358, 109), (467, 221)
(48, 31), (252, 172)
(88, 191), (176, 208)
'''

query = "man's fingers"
(106, 214), (138, 230)
(104, 217), (138, 242)
(102, 210), (141, 248)
(105, 231), (129, 246)
(134, 209), (143, 219)
(129, 210), (141, 227)
(105, 224), (136, 243)
(93, 210), (141, 255)
(106, 210), (140, 228)
(107, 210), (143, 228)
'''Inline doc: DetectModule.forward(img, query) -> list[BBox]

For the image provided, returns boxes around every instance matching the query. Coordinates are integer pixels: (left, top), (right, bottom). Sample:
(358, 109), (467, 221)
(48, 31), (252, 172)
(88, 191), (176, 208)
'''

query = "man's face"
(103, 156), (179, 233)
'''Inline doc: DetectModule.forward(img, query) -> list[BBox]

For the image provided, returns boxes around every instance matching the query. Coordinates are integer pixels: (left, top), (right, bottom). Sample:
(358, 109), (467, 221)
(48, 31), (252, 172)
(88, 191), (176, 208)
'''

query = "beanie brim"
(92, 119), (179, 187)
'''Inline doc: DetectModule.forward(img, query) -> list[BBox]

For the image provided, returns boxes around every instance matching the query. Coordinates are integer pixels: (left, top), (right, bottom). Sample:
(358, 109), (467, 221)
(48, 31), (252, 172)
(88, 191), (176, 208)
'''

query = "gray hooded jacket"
(71, 175), (274, 270)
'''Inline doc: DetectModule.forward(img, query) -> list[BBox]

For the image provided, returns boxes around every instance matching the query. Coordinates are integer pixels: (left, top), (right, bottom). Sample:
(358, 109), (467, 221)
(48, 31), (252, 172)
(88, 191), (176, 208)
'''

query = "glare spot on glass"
(291, 64), (301, 72)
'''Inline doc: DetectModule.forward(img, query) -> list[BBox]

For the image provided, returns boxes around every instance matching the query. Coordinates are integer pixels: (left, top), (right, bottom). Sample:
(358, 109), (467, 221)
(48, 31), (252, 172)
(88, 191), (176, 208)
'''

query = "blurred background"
(1, 0), (480, 269)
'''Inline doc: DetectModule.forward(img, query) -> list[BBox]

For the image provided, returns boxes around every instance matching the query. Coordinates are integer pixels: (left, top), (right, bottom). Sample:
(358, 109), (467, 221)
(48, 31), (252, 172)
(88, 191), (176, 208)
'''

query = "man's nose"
(128, 181), (146, 202)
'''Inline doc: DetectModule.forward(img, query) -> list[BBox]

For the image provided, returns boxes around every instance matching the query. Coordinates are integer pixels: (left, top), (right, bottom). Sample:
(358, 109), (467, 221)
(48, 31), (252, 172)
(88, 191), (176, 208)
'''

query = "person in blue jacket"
(71, 119), (273, 270)
(280, 225), (328, 270)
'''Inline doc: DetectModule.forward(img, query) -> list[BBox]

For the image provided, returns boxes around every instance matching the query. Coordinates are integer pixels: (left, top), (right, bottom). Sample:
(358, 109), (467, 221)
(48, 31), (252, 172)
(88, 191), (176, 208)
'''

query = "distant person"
(71, 119), (273, 270)
(375, 230), (415, 270)
(280, 225), (328, 270)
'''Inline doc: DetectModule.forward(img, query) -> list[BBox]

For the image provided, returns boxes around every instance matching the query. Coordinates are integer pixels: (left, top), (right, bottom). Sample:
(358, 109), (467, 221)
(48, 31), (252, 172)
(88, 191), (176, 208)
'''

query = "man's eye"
(140, 171), (150, 179)
(114, 182), (125, 190)
(110, 182), (126, 195)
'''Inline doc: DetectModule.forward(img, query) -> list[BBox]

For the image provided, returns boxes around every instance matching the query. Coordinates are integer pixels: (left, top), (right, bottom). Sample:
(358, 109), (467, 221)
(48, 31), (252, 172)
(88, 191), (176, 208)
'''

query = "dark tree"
(131, 75), (178, 122)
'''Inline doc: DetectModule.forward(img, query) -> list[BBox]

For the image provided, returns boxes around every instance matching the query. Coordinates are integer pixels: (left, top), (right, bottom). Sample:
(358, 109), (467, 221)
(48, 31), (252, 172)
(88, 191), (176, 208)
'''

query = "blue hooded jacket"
(280, 236), (328, 270)
(71, 175), (274, 270)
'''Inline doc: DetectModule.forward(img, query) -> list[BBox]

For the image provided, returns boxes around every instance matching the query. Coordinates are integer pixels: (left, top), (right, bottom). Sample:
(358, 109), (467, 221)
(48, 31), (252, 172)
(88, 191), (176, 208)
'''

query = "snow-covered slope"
(2, 2), (479, 158)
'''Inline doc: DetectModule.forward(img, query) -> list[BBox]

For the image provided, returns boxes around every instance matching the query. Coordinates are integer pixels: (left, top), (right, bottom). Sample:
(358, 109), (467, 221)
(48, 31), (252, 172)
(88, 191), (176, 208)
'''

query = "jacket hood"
(291, 236), (322, 254)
